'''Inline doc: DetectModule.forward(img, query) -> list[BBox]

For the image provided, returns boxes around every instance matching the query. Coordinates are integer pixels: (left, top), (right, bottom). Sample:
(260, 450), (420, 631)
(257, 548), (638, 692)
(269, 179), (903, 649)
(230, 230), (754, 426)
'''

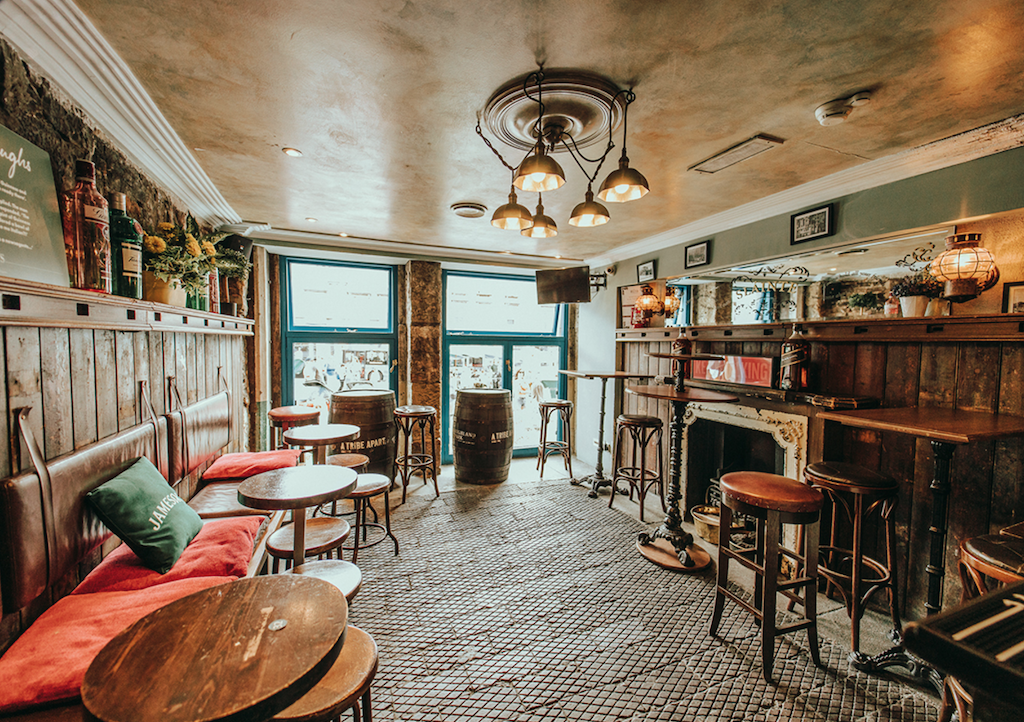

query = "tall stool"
(938, 534), (1024, 722)
(273, 625), (377, 722)
(318, 453), (371, 517)
(268, 405), (320, 450)
(266, 517), (351, 574)
(537, 399), (573, 478)
(711, 471), (824, 681)
(803, 461), (901, 653)
(609, 414), (664, 521)
(344, 473), (399, 564)
(394, 405), (439, 502)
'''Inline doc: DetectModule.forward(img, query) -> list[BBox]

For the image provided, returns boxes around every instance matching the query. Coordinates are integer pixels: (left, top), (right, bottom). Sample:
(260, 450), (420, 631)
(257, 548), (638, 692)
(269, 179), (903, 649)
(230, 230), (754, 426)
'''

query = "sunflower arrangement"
(142, 214), (221, 295)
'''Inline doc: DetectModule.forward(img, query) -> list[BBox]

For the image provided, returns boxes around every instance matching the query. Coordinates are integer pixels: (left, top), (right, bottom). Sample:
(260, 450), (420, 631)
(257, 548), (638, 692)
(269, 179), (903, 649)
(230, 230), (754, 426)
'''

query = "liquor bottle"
(60, 160), (111, 293)
(779, 325), (809, 391)
(108, 193), (143, 299)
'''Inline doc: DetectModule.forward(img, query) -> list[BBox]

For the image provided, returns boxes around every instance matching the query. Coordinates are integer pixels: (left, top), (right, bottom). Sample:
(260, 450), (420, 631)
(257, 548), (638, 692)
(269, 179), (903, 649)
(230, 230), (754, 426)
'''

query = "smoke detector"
(450, 202), (488, 218)
(815, 91), (872, 126)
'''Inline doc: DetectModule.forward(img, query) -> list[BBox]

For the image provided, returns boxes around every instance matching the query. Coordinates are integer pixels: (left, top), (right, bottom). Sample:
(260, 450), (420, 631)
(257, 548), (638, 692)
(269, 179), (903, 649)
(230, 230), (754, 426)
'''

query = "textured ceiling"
(74, 0), (1024, 262)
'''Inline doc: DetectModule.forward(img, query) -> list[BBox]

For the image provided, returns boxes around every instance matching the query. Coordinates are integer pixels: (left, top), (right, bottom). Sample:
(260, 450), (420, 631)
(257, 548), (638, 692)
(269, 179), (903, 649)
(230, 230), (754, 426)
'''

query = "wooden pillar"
(404, 261), (442, 411)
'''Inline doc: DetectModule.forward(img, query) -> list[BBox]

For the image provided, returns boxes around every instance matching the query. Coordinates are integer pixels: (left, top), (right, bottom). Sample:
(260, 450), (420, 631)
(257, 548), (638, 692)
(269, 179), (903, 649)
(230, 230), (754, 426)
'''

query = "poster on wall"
(0, 124), (70, 287)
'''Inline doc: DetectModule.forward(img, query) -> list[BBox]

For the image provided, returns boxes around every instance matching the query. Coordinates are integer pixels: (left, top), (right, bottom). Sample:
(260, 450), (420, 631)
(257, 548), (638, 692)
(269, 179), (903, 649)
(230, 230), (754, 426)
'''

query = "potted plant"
(142, 214), (219, 309)
(214, 243), (252, 315)
(847, 291), (882, 316)
(891, 271), (942, 317)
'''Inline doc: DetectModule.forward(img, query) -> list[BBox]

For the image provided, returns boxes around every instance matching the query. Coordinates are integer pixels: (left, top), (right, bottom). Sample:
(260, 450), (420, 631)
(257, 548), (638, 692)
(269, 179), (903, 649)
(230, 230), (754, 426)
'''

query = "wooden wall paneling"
(93, 331), (117, 440)
(114, 331), (136, 432)
(630, 343), (645, 417)
(234, 337), (244, 451)
(0, 331), (8, 479)
(724, 341), (743, 357)
(991, 343), (1024, 531)
(195, 334), (207, 401)
(173, 332), (187, 408)
(742, 341), (761, 357)
(39, 328), (73, 459)
(5, 327), (42, 474)
(147, 332), (164, 417)
(824, 343), (857, 397)
(808, 341), (828, 394)
(133, 332), (150, 424)
(918, 343), (958, 408)
(185, 332), (198, 405)
(69, 329), (98, 449)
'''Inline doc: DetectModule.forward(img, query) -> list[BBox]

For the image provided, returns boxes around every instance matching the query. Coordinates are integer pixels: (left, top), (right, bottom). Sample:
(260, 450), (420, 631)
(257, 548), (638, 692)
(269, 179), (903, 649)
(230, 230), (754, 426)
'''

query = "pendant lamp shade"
(514, 150), (566, 193)
(598, 154), (650, 203)
(490, 189), (535, 231)
(928, 232), (999, 302)
(521, 199), (557, 238)
(568, 189), (610, 227)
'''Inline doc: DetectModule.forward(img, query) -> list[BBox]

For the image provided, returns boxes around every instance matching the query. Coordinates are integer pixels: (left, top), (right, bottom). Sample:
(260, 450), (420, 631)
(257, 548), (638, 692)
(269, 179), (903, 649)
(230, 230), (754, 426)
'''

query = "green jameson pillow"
(86, 457), (203, 573)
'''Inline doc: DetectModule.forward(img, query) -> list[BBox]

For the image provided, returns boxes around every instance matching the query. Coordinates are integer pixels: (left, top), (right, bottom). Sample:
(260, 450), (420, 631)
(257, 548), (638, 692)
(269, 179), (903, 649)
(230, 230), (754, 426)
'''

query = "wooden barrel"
(329, 390), (396, 478)
(453, 389), (513, 485)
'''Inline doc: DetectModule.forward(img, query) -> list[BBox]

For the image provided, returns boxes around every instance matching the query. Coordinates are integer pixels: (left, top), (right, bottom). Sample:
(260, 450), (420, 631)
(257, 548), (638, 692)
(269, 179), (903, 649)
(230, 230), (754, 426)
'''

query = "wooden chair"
(610, 414), (664, 521)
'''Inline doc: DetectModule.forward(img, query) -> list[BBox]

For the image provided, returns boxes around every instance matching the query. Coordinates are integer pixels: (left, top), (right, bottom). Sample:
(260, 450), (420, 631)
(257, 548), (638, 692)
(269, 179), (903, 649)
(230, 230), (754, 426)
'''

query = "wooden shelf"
(0, 276), (253, 335)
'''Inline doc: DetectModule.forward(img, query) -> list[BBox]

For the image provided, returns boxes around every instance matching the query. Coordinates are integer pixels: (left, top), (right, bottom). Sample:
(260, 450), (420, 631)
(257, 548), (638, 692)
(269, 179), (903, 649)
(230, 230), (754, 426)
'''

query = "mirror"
(666, 226), (956, 326)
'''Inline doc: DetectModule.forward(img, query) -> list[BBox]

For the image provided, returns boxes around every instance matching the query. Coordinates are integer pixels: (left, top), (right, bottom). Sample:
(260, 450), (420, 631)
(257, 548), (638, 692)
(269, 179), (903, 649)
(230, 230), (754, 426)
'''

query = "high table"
(558, 370), (653, 497)
(239, 465), (358, 568)
(817, 406), (1024, 687)
(82, 575), (348, 722)
(626, 383), (738, 571)
(283, 423), (361, 465)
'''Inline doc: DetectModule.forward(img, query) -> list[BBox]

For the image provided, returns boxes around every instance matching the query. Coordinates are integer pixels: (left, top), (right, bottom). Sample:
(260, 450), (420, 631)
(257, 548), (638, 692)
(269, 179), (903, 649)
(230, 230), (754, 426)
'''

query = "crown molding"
(587, 114), (1024, 268)
(0, 0), (241, 227)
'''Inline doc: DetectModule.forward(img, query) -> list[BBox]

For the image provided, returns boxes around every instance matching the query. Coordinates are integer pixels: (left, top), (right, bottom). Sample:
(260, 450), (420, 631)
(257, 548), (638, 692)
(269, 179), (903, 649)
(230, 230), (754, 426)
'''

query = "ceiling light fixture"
(451, 202), (488, 218)
(689, 134), (784, 174)
(305, 217), (317, 223)
(522, 195), (557, 237)
(282, 147), (303, 157)
(478, 68), (648, 231)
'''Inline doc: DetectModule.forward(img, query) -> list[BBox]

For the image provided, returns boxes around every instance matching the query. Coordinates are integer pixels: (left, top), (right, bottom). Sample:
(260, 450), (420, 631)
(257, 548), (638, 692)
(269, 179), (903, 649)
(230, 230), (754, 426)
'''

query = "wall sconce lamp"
(928, 233), (999, 302)
(633, 284), (665, 317)
(663, 287), (681, 316)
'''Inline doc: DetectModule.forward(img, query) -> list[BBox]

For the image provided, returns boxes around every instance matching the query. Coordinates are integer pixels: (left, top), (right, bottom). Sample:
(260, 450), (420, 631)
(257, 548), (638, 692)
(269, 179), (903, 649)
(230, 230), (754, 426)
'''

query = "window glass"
(446, 274), (557, 334)
(289, 261), (391, 330)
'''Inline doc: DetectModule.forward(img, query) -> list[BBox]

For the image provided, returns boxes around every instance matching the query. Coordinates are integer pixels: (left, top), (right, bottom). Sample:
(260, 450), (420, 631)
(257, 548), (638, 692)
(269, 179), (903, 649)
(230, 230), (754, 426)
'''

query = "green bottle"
(109, 192), (143, 299)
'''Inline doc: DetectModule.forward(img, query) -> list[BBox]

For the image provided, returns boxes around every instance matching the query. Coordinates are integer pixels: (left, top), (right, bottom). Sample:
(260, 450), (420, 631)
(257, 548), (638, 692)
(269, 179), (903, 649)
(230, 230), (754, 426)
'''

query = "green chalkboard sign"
(0, 125), (70, 287)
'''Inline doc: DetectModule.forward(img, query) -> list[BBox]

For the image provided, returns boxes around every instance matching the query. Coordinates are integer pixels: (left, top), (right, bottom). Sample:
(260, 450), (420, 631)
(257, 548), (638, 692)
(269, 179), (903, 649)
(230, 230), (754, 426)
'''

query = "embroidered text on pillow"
(148, 493), (183, 531)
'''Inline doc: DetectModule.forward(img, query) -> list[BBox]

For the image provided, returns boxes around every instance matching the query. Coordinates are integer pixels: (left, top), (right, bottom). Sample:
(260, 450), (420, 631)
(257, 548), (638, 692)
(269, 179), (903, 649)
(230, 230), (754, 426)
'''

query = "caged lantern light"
(928, 233), (999, 302)
(633, 285), (665, 317)
(478, 68), (649, 232)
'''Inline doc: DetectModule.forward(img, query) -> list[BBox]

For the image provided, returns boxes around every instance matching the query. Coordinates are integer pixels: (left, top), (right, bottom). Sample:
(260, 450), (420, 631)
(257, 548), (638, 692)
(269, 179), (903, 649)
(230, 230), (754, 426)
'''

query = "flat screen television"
(535, 266), (592, 304)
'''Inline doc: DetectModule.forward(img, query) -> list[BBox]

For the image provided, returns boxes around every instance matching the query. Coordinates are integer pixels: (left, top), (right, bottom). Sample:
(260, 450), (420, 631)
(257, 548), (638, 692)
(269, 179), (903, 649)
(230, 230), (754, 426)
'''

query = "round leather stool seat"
(395, 404), (435, 417)
(267, 518), (351, 559)
(351, 473), (391, 498)
(273, 625), (377, 721)
(721, 471), (823, 516)
(616, 414), (662, 427)
(268, 406), (321, 427)
(962, 534), (1024, 579)
(285, 560), (363, 601)
(344, 474), (399, 563)
(540, 399), (572, 409)
(805, 461), (899, 493)
(327, 453), (370, 470)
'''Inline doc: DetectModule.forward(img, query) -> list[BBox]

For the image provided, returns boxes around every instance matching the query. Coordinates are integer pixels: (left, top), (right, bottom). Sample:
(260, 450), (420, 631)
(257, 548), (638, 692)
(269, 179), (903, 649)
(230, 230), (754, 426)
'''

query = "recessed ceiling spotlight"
(815, 91), (872, 126)
(193, 147), (206, 152)
(282, 147), (303, 157)
(338, 232), (349, 237)
(450, 202), (488, 218)
(828, 267), (838, 272)
(305, 217), (317, 223)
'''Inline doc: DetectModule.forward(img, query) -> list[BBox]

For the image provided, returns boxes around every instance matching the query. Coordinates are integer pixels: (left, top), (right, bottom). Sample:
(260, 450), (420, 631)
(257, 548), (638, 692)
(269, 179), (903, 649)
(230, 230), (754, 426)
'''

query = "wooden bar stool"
(537, 399), (573, 478)
(267, 517), (351, 574)
(803, 461), (902, 653)
(273, 625), (377, 722)
(287, 559), (363, 602)
(711, 471), (824, 681)
(317, 453), (371, 517)
(609, 414), (664, 521)
(268, 406), (320, 450)
(394, 405), (439, 502)
(343, 473), (399, 564)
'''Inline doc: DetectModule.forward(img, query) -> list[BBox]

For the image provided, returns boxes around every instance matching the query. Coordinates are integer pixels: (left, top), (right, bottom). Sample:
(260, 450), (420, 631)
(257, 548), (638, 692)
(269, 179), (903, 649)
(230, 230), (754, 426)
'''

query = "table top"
(646, 353), (725, 361)
(559, 370), (655, 380)
(627, 384), (739, 404)
(817, 407), (1024, 444)
(283, 423), (361, 446)
(238, 465), (358, 510)
(82, 576), (348, 722)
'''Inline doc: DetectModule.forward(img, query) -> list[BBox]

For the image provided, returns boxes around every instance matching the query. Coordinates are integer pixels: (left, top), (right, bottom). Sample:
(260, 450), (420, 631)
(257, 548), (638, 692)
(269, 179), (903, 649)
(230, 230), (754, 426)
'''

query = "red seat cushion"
(0, 577), (232, 714)
(201, 449), (301, 482)
(71, 516), (264, 595)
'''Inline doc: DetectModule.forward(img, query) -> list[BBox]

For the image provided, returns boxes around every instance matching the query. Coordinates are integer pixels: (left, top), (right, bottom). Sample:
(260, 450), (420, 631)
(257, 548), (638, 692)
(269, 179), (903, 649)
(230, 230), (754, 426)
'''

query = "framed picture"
(1003, 281), (1024, 314)
(791, 203), (835, 244)
(684, 240), (711, 269)
(637, 260), (656, 283)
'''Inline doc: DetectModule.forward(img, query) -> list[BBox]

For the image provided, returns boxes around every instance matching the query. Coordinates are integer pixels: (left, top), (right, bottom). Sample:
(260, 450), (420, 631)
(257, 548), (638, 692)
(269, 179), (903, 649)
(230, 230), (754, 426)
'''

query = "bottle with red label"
(779, 325), (809, 391)
(61, 160), (111, 293)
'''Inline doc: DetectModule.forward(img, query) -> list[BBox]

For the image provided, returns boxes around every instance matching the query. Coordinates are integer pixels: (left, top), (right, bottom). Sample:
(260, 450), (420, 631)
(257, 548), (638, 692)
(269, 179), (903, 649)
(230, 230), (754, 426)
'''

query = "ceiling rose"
(482, 69), (626, 153)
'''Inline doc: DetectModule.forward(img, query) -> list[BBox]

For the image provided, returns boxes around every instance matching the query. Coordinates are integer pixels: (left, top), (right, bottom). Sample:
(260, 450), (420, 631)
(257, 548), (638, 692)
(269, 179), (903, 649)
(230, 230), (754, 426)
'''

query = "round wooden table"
(239, 465), (358, 568)
(283, 423), (361, 465)
(82, 576), (348, 722)
(626, 383), (737, 571)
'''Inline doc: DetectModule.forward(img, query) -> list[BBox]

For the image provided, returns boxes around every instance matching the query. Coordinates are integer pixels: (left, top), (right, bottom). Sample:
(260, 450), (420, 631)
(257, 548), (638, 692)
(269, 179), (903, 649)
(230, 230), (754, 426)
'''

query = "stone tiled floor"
(346, 461), (940, 721)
